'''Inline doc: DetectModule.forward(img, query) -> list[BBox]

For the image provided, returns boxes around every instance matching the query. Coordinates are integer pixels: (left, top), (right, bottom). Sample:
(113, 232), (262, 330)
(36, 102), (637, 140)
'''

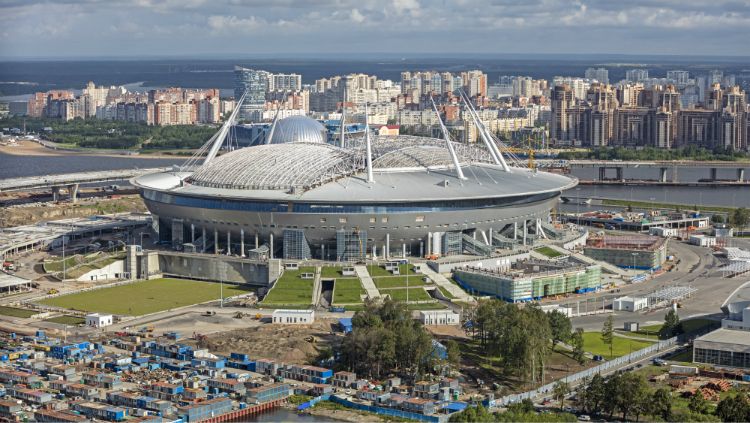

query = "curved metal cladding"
(269, 115), (327, 144)
(133, 137), (577, 259)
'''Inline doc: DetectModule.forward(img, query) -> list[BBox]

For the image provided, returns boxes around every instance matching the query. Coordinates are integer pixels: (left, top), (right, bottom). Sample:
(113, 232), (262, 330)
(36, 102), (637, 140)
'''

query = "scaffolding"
(282, 229), (311, 260)
(336, 229), (367, 262)
(645, 286), (697, 308)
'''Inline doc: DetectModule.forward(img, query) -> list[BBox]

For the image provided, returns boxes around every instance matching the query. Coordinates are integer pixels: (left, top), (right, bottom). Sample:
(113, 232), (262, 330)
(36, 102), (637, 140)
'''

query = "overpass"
(0, 168), (169, 202)
(535, 160), (749, 183)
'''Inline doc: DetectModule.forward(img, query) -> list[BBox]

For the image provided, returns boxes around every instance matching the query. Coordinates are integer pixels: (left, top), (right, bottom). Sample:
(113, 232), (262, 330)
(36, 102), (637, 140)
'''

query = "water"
(227, 408), (332, 422)
(0, 152), (183, 179)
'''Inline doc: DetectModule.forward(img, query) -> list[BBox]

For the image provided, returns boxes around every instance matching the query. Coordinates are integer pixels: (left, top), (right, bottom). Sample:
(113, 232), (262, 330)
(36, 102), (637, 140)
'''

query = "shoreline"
(0, 140), (195, 159)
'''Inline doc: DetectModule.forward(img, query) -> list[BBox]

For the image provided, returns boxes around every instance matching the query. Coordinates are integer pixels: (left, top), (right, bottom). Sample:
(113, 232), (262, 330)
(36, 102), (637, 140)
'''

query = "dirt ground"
(190, 318), (342, 364)
(0, 194), (147, 227)
(0, 140), (187, 159)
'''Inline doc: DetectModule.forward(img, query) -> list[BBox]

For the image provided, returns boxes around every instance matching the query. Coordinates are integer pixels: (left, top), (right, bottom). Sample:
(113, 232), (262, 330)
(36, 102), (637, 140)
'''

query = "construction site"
(584, 234), (669, 271)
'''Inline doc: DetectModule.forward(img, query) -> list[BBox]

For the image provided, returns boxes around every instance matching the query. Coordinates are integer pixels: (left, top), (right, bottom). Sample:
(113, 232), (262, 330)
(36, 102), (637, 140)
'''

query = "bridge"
(535, 160), (749, 183)
(0, 168), (168, 202)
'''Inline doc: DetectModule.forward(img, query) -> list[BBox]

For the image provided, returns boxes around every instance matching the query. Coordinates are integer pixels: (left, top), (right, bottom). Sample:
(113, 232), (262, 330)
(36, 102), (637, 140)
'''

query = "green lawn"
(0, 306), (37, 318)
(39, 278), (253, 316)
(262, 267), (315, 306)
(535, 246), (563, 258)
(319, 266), (343, 278)
(382, 287), (434, 302)
(43, 256), (80, 273)
(436, 285), (455, 299)
(373, 276), (427, 289)
(44, 315), (86, 325)
(332, 279), (365, 304)
(582, 331), (654, 359)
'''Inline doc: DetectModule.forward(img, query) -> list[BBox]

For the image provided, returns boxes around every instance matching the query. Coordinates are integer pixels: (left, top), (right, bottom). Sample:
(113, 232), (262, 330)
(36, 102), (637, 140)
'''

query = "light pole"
(632, 252), (637, 272)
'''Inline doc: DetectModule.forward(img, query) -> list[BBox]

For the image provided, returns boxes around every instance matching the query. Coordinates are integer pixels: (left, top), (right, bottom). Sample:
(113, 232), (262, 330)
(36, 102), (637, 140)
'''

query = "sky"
(0, 0), (748, 59)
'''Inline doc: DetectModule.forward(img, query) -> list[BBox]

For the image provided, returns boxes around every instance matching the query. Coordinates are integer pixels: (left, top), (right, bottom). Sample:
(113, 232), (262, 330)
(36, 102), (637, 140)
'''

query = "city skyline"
(1, 0), (749, 59)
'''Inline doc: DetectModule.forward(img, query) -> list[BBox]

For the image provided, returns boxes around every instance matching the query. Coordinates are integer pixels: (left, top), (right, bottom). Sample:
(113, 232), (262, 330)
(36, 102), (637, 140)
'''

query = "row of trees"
(449, 400), (576, 422)
(557, 146), (750, 162)
(468, 300), (581, 383)
(337, 298), (458, 379)
(0, 116), (217, 150)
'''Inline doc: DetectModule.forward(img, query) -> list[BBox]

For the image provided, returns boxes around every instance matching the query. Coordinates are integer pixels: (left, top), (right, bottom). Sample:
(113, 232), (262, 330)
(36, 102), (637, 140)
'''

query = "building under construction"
(584, 234), (668, 271)
(453, 259), (601, 302)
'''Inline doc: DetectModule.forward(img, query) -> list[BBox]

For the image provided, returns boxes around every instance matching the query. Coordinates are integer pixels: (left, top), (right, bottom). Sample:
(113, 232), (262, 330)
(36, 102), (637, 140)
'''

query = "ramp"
(354, 265), (381, 299)
(418, 264), (473, 302)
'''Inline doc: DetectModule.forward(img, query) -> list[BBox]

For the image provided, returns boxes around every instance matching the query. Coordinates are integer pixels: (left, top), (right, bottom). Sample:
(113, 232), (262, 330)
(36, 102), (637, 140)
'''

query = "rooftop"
(696, 328), (750, 346)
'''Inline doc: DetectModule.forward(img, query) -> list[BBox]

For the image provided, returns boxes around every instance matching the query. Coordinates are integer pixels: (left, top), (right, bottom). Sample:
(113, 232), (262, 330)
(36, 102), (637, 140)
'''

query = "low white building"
(272, 309), (315, 324)
(85, 313), (113, 328)
(689, 234), (717, 248)
(418, 310), (460, 326)
(649, 227), (679, 238)
(613, 296), (648, 312)
(541, 304), (574, 317)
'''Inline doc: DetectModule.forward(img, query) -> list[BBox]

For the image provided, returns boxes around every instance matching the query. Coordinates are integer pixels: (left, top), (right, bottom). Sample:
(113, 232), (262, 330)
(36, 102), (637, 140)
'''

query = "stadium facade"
(134, 104), (576, 262)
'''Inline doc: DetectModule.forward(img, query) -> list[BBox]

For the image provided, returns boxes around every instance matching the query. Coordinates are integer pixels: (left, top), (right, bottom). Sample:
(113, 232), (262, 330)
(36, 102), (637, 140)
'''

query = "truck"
(2, 261), (16, 272)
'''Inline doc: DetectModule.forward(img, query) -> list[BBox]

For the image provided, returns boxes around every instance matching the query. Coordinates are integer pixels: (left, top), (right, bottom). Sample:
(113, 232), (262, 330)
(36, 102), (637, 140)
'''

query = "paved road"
(570, 240), (746, 331)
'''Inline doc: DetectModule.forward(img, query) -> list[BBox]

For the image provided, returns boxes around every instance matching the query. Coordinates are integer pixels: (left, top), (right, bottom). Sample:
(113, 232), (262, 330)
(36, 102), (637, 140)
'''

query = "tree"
(650, 388), (672, 421)
(689, 390), (710, 414)
(711, 214), (725, 224)
(446, 339), (461, 368)
(730, 207), (750, 229)
(716, 393), (750, 422)
(601, 314), (614, 359)
(571, 328), (586, 365)
(614, 372), (651, 422)
(448, 404), (495, 422)
(553, 380), (570, 411)
(548, 310), (572, 349)
(660, 309), (681, 339)
(580, 374), (606, 415)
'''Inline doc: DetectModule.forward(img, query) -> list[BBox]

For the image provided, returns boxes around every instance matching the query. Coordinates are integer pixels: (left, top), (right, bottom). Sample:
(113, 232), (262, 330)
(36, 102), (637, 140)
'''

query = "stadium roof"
(269, 115), (327, 144)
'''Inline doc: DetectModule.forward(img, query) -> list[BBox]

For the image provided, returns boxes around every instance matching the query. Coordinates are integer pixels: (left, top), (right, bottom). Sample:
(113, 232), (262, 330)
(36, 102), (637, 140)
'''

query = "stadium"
(133, 99), (576, 261)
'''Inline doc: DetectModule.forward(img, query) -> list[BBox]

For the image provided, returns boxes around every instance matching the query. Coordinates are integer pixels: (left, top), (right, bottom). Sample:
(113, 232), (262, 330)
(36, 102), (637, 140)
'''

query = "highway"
(0, 168), (169, 192)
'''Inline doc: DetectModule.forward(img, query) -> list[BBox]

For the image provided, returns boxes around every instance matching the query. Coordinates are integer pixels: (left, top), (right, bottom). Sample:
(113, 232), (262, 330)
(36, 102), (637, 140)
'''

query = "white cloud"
(207, 14), (265, 33)
(350, 8), (365, 23)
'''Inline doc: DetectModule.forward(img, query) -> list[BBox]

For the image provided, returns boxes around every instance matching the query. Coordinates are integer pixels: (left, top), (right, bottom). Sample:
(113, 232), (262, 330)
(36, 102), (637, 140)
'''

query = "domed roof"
(270, 115), (327, 144)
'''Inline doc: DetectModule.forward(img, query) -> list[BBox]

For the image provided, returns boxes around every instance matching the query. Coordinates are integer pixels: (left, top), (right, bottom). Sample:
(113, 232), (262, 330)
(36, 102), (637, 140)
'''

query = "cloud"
(0, 0), (748, 57)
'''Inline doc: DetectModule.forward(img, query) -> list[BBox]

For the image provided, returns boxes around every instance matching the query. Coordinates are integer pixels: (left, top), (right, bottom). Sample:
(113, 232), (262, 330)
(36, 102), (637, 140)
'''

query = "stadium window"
(339, 217), (347, 223)
(381, 217), (388, 223)
(369, 217), (376, 223)
(320, 218), (327, 223)
(415, 216), (425, 222)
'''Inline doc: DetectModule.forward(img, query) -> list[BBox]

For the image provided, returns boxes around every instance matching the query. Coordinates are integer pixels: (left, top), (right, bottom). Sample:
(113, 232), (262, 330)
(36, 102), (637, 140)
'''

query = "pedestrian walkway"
(312, 266), (322, 306)
(354, 265), (381, 299)
(418, 264), (473, 302)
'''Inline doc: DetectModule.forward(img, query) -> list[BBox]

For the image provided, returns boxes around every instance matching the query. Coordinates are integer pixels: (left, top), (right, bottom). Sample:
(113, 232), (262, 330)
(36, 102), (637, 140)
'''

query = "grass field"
(436, 285), (455, 299)
(535, 246), (563, 258)
(373, 276), (427, 289)
(261, 267), (315, 306)
(0, 306), (37, 318)
(381, 287), (433, 302)
(319, 266), (343, 278)
(39, 278), (253, 315)
(332, 279), (365, 304)
(44, 315), (86, 325)
(582, 331), (654, 358)
(43, 256), (79, 273)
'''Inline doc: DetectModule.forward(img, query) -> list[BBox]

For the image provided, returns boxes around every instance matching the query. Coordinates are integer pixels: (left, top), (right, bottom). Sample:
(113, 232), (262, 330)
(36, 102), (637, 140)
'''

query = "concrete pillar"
(373, 245), (377, 260)
(432, 232), (442, 256)
(419, 241), (424, 258)
(710, 167), (718, 181)
(488, 227), (493, 244)
(385, 233), (390, 259)
(214, 230), (218, 255)
(598, 167), (605, 181)
(52, 186), (61, 202)
(738, 168), (745, 182)
(269, 233), (274, 259)
(255, 233), (259, 249)
(615, 167), (623, 181)
(226, 232), (231, 255)
(67, 184), (79, 203)
(523, 220), (528, 246)
(513, 221), (518, 240)
(321, 244), (325, 260)
(240, 229), (245, 257)
(202, 227), (206, 253)
(426, 234), (432, 256)
(659, 167), (668, 183)
(191, 224), (195, 243)
(402, 243), (406, 258)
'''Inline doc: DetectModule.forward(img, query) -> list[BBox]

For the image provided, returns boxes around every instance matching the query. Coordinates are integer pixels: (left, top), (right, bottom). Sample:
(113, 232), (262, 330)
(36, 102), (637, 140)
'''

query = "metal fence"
(494, 337), (678, 406)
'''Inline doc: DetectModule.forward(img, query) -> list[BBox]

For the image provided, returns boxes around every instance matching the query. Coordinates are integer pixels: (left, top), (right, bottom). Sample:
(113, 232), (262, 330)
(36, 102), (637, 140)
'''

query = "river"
(0, 150), (747, 208)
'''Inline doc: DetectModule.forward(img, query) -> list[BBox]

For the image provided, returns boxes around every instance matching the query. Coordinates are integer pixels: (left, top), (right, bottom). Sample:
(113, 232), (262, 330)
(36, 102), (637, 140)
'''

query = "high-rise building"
(585, 67), (609, 84)
(626, 69), (649, 82)
(666, 70), (690, 87)
(268, 74), (302, 92)
(235, 66), (269, 121)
